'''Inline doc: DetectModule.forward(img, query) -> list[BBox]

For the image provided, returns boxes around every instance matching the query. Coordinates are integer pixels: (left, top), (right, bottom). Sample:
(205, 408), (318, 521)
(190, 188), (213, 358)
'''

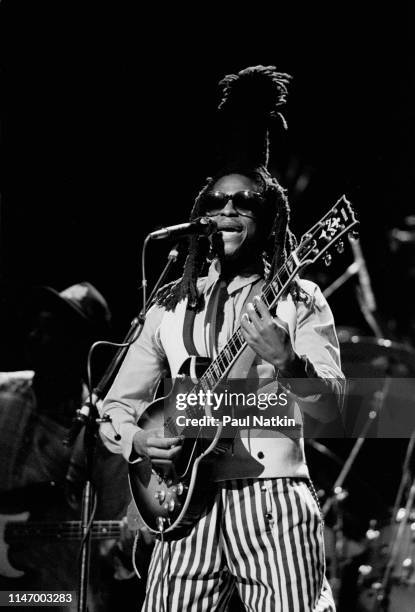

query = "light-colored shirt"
(100, 261), (344, 480)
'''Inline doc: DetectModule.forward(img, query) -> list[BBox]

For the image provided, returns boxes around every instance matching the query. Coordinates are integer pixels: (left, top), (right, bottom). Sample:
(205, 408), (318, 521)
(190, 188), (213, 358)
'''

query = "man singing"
(100, 66), (343, 611)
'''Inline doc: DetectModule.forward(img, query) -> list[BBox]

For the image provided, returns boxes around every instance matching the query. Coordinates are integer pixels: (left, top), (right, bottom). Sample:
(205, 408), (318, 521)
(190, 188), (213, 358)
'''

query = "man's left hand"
(241, 296), (295, 371)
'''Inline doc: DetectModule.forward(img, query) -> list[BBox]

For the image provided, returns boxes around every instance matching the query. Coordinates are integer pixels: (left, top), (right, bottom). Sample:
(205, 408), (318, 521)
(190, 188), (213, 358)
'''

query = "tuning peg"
(154, 490), (166, 503)
(323, 253), (332, 267)
(176, 482), (185, 496)
(336, 240), (344, 254)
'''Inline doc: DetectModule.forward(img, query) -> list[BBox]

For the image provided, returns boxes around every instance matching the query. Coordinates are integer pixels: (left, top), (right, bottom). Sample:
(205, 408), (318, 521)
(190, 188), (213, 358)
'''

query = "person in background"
(0, 282), (137, 611)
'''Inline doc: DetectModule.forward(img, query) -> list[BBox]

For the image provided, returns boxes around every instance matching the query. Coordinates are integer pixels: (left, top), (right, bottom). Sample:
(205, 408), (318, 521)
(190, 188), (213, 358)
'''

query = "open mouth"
(218, 226), (242, 233)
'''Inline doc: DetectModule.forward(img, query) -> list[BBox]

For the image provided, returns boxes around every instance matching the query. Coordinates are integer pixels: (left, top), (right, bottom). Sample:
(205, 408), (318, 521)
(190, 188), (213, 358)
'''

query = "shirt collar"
(204, 259), (262, 296)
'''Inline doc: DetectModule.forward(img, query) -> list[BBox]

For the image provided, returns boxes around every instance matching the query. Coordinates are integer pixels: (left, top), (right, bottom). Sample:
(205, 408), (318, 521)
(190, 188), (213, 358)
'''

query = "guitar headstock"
(296, 195), (359, 267)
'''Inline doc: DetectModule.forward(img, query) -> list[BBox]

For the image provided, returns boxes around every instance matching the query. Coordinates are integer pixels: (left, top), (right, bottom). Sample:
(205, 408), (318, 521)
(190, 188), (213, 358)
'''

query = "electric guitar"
(128, 195), (358, 538)
(0, 511), (122, 578)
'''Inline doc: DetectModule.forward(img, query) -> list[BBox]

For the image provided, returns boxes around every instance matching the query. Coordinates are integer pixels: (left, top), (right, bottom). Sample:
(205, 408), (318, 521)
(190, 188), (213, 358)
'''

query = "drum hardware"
(355, 433), (415, 611)
(307, 439), (344, 467)
(335, 334), (415, 610)
(321, 377), (391, 609)
(376, 432), (415, 609)
(323, 233), (385, 342)
(320, 230), (415, 607)
(327, 486), (350, 603)
(322, 380), (389, 517)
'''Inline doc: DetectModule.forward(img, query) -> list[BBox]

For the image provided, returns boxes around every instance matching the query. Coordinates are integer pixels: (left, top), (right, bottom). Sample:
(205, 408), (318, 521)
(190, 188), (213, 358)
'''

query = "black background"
(1, 2), (414, 528)
(2, 2), (413, 335)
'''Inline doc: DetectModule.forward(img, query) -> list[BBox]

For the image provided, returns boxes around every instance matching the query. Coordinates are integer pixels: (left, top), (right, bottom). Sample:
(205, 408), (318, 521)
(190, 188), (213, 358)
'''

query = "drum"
(339, 336), (415, 438)
(339, 335), (415, 378)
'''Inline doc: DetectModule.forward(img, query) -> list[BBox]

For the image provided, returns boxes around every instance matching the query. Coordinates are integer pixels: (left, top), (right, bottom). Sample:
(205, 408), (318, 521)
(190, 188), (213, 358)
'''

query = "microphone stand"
(66, 243), (179, 612)
(94, 243), (179, 398)
(373, 430), (415, 610)
(324, 235), (384, 339)
(323, 261), (360, 299)
(322, 380), (391, 608)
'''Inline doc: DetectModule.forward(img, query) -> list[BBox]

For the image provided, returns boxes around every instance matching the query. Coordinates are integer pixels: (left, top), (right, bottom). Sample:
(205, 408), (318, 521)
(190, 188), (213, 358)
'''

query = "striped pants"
(142, 478), (335, 611)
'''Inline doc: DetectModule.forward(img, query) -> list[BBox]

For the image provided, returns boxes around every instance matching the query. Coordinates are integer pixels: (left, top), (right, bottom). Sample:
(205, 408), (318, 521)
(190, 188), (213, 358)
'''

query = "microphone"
(348, 235), (376, 312)
(148, 217), (217, 240)
(63, 399), (94, 446)
(63, 392), (118, 447)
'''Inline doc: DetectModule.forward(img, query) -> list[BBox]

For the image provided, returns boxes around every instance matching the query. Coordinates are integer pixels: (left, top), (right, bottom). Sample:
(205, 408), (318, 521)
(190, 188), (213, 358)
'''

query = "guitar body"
(128, 356), (232, 538)
(0, 512), (29, 578)
(0, 510), (122, 578)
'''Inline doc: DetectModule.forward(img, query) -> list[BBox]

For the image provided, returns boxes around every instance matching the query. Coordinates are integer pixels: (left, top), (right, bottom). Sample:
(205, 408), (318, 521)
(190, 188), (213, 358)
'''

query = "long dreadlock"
(156, 65), (305, 311)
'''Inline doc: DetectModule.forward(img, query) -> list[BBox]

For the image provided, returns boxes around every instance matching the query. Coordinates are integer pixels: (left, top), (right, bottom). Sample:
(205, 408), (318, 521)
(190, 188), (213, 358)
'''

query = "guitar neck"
(6, 520), (122, 542)
(183, 195), (357, 414)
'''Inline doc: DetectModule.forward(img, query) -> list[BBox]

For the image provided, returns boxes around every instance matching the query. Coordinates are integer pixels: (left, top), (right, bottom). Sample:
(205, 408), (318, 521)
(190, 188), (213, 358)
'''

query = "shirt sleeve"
(295, 280), (343, 377)
(281, 279), (345, 412)
(99, 303), (166, 461)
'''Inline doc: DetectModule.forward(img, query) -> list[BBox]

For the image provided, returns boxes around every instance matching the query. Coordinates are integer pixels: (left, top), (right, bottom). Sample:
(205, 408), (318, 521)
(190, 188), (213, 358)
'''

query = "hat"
(29, 282), (111, 339)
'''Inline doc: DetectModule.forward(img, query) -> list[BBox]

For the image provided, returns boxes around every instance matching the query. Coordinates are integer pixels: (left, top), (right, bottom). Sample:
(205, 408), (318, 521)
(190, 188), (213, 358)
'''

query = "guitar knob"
(168, 500), (175, 513)
(154, 490), (166, 503)
(323, 253), (332, 267)
(336, 240), (344, 254)
(176, 482), (184, 496)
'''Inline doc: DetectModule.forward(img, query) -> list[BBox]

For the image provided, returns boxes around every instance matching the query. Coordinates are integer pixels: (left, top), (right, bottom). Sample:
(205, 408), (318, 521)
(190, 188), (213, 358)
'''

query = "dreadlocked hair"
(156, 166), (307, 312)
(218, 65), (291, 122)
(156, 65), (308, 311)
(217, 65), (292, 168)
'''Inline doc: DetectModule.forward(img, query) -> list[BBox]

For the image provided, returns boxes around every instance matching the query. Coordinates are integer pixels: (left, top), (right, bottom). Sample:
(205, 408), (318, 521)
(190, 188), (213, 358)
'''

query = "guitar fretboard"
(6, 520), (122, 542)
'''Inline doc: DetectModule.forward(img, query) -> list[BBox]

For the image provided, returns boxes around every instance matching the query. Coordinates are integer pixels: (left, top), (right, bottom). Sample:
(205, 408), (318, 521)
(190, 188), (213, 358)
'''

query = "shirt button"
(257, 451), (264, 459)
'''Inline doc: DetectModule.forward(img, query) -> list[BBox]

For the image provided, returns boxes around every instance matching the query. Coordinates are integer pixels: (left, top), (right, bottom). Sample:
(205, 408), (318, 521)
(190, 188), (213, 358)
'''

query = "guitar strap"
(182, 278), (265, 371)
(183, 305), (199, 356)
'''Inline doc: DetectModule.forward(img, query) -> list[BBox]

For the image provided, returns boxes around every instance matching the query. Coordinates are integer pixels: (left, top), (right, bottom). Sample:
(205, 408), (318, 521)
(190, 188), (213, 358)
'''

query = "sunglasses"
(201, 190), (266, 219)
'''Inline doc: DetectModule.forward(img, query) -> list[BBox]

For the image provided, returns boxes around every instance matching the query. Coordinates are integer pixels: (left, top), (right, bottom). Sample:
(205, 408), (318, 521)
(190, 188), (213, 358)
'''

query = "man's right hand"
(132, 428), (183, 464)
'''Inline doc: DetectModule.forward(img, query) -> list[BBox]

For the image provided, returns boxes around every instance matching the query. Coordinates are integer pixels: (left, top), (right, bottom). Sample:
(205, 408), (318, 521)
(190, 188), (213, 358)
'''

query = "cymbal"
(340, 335), (415, 377)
